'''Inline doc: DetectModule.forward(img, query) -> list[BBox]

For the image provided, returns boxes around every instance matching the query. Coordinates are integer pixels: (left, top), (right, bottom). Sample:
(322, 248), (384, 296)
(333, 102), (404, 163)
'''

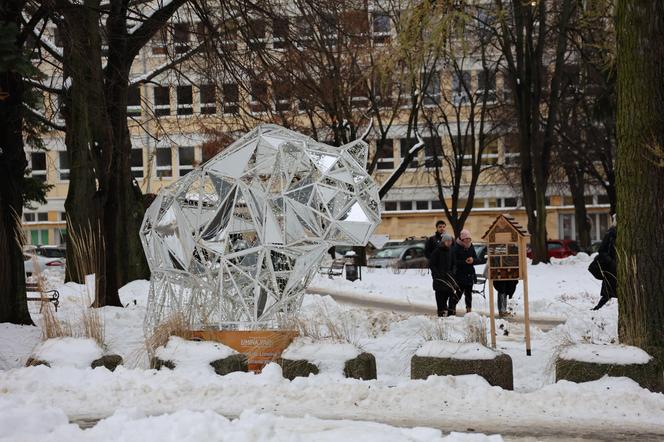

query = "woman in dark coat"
(429, 233), (458, 317)
(453, 229), (478, 313)
(494, 280), (518, 317)
(592, 223), (617, 310)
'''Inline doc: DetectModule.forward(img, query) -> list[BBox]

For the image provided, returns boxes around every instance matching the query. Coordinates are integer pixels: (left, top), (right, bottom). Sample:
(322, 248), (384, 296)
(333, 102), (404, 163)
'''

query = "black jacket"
(425, 232), (442, 260)
(453, 241), (478, 287)
(598, 227), (617, 273)
(429, 244), (456, 292)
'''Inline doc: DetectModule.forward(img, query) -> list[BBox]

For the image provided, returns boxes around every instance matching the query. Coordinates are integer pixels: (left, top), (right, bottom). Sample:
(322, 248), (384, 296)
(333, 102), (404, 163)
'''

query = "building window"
(416, 200), (429, 210)
(248, 19), (266, 50)
(477, 69), (496, 102)
(372, 13), (391, 44)
(597, 194), (610, 205)
(152, 28), (168, 55)
(376, 139), (394, 170)
(399, 138), (419, 168)
(350, 78), (368, 107)
(178, 146), (195, 176)
(156, 147), (172, 177)
(431, 200), (443, 210)
(455, 135), (475, 167)
(199, 84), (216, 114)
(30, 229), (49, 245)
(221, 19), (238, 50)
(503, 133), (520, 165)
(481, 139), (499, 166)
(273, 17), (289, 49)
(127, 86), (141, 117)
(154, 86), (170, 116)
(30, 152), (47, 182)
(222, 83), (239, 114)
(384, 201), (397, 211)
(59, 151), (70, 180)
(422, 72), (441, 106)
(174, 22), (191, 54)
(399, 201), (413, 211)
(452, 70), (472, 105)
(24, 213), (35, 222)
(37, 212), (48, 222)
(131, 149), (143, 178)
(250, 81), (268, 112)
(176, 85), (193, 115)
(423, 137), (442, 167)
(60, 212), (67, 221)
(273, 81), (291, 112)
(504, 197), (519, 208)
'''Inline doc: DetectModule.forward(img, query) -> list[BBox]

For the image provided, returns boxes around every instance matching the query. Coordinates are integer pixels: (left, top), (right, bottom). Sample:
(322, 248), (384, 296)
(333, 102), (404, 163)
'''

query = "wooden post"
(488, 278), (497, 348)
(521, 237), (532, 356)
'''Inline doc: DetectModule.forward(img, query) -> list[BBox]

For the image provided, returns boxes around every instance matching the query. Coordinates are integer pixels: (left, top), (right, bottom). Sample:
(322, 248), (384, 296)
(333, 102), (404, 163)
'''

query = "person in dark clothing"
(494, 280), (518, 317)
(453, 229), (478, 313)
(429, 233), (458, 317)
(592, 221), (617, 311)
(425, 220), (447, 260)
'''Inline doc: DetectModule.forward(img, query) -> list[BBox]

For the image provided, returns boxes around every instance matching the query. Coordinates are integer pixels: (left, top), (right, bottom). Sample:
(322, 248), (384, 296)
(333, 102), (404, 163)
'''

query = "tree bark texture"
(58, 0), (166, 306)
(0, 0), (34, 325)
(616, 1), (664, 349)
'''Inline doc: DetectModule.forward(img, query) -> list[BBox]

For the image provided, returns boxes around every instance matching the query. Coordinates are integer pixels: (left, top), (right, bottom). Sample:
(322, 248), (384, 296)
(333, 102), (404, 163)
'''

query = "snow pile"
(550, 252), (593, 265)
(0, 399), (501, 441)
(33, 337), (103, 368)
(416, 341), (499, 360)
(281, 337), (361, 374)
(559, 343), (652, 365)
(2, 365), (664, 435)
(548, 307), (618, 345)
(155, 336), (237, 371)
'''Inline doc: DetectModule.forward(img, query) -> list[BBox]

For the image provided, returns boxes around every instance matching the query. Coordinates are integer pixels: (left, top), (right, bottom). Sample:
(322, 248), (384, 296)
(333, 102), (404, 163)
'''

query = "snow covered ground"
(1, 256), (661, 441)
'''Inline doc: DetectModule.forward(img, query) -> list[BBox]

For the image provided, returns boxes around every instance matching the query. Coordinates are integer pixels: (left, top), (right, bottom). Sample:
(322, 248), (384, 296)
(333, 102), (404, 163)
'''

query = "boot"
(466, 307), (472, 314)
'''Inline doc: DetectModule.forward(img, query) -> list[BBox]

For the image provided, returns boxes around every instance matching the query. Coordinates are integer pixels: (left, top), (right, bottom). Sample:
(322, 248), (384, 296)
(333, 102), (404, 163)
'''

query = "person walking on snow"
(425, 220), (447, 260)
(453, 229), (478, 313)
(592, 215), (617, 310)
(429, 233), (458, 317)
(494, 280), (518, 317)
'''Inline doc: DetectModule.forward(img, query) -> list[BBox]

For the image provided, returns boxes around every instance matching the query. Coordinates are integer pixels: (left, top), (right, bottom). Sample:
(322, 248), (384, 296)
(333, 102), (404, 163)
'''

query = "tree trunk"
(61, 2), (115, 305)
(0, 0), (33, 325)
(616, 1), (664, 351)
(565, 164), (591, 248)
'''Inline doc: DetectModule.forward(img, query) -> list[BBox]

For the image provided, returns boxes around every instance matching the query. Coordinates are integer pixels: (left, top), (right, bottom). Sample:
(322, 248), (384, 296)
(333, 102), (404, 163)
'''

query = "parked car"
(24, 246), (66, 277)
(473, 242), (488, 265)
(526, 240), (580, 259)
(367, 244), (428, 269)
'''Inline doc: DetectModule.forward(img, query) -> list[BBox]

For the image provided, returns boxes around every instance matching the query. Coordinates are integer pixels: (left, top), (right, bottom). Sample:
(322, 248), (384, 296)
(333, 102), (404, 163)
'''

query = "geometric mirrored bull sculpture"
(141, 124), (381, 332)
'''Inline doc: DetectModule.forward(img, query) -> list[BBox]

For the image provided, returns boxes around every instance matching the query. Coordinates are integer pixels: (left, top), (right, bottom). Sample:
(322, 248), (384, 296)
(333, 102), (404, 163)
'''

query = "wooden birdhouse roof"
(482, 213), (529, 240)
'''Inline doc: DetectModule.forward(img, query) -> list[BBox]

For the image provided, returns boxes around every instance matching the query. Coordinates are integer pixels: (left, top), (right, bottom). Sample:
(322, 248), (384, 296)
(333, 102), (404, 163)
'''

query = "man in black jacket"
(429, 233), (457, 316)
(425, 220), (447, 260)
(453, 229), (478, 313)
(592, 222), (617, 310)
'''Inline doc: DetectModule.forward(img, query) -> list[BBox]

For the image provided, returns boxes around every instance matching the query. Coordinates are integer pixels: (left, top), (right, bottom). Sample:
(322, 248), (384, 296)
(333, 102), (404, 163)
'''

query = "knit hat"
(459, 229), (472, 240)
(441, 233), (454, 242)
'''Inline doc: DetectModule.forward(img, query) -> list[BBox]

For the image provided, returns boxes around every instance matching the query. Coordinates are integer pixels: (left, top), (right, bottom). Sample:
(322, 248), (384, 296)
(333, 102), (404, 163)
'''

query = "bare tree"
(493, 0), (577, 263)
(419, 3), (507, 236)
(30, 0), (192, 306)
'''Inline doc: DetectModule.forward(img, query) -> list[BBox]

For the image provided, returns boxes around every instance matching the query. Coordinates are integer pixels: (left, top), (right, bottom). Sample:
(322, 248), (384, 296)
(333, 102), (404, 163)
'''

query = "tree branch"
(126, 0), (190, 61)
(23, 106), (66, 132)
(129, 42), (204, 86)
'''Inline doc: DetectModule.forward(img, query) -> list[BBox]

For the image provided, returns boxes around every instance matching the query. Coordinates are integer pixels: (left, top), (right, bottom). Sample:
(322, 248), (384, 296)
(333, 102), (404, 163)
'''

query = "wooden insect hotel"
(482, 214), (532, 355)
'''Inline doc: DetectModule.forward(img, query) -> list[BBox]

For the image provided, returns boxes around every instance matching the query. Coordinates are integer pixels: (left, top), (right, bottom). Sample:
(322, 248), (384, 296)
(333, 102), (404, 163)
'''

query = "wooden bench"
(26, 289), (60, 312)
(319, 259), (345, 279)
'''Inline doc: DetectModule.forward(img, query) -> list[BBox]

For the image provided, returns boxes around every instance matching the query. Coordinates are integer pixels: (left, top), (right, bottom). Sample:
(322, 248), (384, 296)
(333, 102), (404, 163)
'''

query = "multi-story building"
(23, 3), (611, 247)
